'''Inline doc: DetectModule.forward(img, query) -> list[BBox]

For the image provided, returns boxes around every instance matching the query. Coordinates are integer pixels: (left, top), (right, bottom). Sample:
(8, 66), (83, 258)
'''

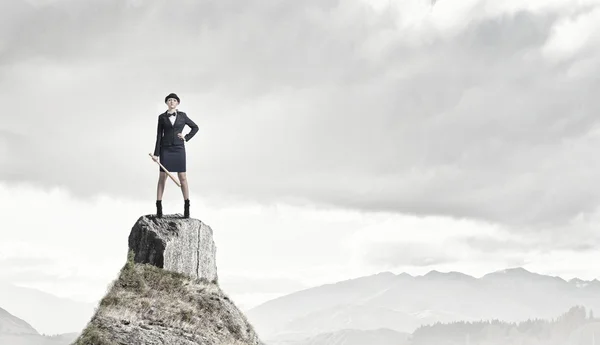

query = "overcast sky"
(2, 0), (600, 324)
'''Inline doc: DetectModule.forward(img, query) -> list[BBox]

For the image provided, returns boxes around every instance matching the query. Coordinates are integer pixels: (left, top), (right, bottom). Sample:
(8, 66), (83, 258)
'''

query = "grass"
(74, 324), (115, 345)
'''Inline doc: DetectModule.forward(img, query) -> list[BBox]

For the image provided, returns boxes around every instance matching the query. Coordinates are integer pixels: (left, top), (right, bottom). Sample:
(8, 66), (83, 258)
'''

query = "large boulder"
(128, 215), (218, 283)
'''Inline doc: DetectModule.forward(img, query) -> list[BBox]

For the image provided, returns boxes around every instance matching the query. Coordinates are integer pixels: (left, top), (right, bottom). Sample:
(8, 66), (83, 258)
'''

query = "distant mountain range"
(268, 328), (410, 345)
(0, 306), (38, 335)
(0, 306), (78, 345)
(0, 281), (95, 335)
(295, 328), (410, 345)
(2, 267), (599, 344)
(246, 267), (600, 343)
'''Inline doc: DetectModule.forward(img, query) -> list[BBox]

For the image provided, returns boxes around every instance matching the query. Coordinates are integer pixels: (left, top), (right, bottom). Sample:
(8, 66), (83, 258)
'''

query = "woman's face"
(166, 98), (179, 109)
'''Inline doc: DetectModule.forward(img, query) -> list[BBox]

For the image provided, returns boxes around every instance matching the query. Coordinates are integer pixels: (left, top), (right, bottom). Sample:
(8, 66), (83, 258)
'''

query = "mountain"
(0, 281), (96, 335)
(408, 305), (595, 345)
(247, 267), (600, 343)
(272, 305), (600, 345)
(0, 333), (79, 345)
(0, 306), (79, 345)
(72, 214), (261, 345)
(263, 304), (417, 343)
(246, 271), (401, 338)
(294, 328), (410, 345)
(0, 306), (38, 335)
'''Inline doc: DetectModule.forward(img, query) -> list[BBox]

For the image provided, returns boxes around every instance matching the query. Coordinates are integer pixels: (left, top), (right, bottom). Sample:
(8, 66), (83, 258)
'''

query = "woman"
(152, 93), (199, 218)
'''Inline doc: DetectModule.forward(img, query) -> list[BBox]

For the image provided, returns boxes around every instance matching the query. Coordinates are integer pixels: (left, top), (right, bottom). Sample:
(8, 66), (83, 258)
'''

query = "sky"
(2, 0), (600, 318)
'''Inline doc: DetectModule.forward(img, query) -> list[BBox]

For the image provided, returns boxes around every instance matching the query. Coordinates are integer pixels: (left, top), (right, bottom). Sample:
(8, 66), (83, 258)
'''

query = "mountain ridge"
(247, 266), (600, 343)
(0, 306), (80, 345)
(0, 306), (38, 335)
(0, 280), (95, 335)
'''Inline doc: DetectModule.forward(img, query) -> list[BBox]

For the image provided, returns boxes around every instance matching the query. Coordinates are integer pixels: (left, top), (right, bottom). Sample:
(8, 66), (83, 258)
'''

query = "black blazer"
(153, 110), (199, 156)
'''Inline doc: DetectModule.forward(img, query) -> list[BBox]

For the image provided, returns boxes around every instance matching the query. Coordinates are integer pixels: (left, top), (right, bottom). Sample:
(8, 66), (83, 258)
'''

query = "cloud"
(2, 0), (600, 235)
(363, 241), (459, 267)
(541, 5), (600, 63)
(348, 209), (600, 271)
(0, 180), (369, 303)
(2, 179), (600, 308)
(0, 129), (32, 180)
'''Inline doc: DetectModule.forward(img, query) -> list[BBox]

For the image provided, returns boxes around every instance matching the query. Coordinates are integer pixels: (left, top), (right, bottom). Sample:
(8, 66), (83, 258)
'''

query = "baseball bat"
(148, 153), (181, 187)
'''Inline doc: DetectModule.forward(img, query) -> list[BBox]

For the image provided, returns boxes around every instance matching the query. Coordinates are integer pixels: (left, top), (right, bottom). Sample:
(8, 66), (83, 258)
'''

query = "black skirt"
(159, 145), (186, 173)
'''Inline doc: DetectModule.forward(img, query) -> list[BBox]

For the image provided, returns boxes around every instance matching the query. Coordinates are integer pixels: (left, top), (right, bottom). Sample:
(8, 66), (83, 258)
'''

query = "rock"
(72, 215), (263, 345)
(128, 215), (218, 283)
(72, 264), (262, 345)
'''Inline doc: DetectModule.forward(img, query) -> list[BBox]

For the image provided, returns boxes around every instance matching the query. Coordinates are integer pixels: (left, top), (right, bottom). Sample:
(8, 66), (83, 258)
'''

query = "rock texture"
(73, 214), (262, 345)
(128, 215), (218, 283)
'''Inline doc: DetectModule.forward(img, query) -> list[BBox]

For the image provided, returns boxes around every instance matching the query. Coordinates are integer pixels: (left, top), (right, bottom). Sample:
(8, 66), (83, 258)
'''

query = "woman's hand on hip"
(177, 133), (186, 141)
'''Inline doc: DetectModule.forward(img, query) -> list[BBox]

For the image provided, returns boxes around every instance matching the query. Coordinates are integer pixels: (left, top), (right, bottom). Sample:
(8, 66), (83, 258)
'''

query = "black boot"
(156, 200), (163, 218)
(184, 199), (190, 218)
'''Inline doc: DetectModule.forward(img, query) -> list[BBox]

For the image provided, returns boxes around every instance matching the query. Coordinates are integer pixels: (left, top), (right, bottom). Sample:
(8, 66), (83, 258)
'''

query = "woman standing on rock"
(152, 93), (199, 218)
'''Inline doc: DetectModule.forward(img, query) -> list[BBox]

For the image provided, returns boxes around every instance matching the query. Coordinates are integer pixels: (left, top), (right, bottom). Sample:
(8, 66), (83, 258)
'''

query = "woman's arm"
(153, 115), (163, 156)
(184, 114), (199, 142)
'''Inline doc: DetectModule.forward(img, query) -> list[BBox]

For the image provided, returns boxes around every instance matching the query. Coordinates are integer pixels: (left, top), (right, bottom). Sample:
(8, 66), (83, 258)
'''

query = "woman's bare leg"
(178, 172), (189, 200)
(157, 171), (167, 200)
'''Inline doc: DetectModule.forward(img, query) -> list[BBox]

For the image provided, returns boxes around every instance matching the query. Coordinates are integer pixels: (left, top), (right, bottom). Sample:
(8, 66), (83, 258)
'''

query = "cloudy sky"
(2, 0), (600, 324)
